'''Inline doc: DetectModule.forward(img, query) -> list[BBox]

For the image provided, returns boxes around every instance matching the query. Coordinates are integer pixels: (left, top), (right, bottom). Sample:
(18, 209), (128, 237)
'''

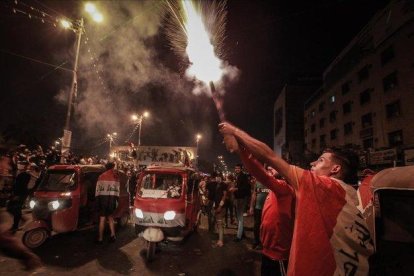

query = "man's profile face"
(266, 167), (277, 177)
(310, 152), (338, 177)
(234, 166), (241, 173)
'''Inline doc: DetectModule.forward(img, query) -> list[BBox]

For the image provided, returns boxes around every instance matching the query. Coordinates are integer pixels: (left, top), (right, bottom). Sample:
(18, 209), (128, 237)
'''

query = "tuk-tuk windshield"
(139, 173), (183, 199)
(37, 170), (76, 191)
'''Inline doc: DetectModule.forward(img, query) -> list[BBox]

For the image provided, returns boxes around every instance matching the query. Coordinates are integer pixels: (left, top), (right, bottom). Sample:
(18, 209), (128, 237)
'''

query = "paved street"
(0, 209), (261, 276)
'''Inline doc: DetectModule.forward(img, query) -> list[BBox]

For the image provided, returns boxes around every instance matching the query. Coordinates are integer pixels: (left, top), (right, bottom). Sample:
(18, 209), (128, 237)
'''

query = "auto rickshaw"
(23, 164), (130, 248)
(366, 165), (414, 275)
(133, 164), (201, 261)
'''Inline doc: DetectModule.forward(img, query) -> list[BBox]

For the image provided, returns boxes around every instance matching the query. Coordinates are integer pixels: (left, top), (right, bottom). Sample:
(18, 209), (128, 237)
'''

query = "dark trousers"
(261, 254), (288, 276)
(224, 199), (234, 225)
(253, 208), (263, 245)
(7, 198), (25, 230)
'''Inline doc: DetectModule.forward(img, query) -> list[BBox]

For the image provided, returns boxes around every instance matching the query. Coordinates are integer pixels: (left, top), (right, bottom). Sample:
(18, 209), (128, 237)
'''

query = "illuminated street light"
(61, 3), (103, 161)
(131, 111), (150, 146)
(60, 19), (72, 29)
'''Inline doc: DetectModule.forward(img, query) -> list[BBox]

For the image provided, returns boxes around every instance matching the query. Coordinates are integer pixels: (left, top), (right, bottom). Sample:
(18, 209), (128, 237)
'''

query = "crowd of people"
(0, 125), (378, 276)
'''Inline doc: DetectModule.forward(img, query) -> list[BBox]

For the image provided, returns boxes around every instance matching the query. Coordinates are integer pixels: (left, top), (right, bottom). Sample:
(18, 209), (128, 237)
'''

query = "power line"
(0, 48), (73, 72)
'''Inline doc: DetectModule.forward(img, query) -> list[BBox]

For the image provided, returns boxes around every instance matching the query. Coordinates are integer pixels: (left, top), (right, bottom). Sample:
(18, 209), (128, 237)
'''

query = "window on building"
(344, 122), (353, 135)
(360, 89), (371, 105)
(318, 101), (325, 112)
(274, 107), (283, 135)
(358, 65), (371, 83)
(386, 100), (401, 118)
(381, 45), (395, 66)
(319, 118), (325, 128)
(363, 138), (374, 149)
(311, 138), (316, 149)
(388, 130), (403, 147)
(311, 124), (316, 133)
(320, 135), (326, 148)
(329, 111), (337, 123)
(383, 71), (398, 92)
(341, 81), (351, 95)
(330, 129), (338, 140)
(311, 109), (316, 117)
(330, 95), (336, 103)
(361, 113), (373, 128)
(343, 101), (352, 115)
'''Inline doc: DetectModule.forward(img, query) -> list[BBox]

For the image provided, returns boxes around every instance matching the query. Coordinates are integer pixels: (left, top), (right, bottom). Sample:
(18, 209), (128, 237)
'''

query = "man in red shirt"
(95, 162), (120, 244)
(238, 146), (295, 276)
(219, 122), (374, 276)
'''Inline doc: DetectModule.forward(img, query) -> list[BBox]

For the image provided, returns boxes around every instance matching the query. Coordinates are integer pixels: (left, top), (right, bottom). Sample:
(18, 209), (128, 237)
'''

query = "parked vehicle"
(367, 166), (414, 275)
(133, 164), (201, 261)
(23, 164), (130, 248)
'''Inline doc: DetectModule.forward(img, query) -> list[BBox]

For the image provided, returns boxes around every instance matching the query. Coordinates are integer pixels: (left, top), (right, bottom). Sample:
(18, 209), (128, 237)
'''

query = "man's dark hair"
(235, 164), (243, 168)
(323, 147), (359, 184)
(105, 162), (115, 170)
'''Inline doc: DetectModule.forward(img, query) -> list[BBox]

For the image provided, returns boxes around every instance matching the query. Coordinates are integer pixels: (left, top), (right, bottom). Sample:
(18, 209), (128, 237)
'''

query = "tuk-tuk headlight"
(135, 208), (144, 219)
(164, 211), (176, 220)
(48, 200), (60, 210)
(29, 200), (36, 209)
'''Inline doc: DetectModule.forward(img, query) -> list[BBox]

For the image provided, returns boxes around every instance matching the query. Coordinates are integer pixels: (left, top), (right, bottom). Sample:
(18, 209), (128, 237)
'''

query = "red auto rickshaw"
(23, 164), (130, 248)
(133, 164), (201, 261)
(364, 166), (414, 275)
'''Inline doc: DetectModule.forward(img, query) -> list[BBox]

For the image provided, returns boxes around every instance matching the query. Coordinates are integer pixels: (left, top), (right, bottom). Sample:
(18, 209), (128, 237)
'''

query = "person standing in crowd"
(127, 170), (138, 205)
(206, 173), (219, 233)
(199, 176), (209, 216)
(229, 164), (250, 242)
(242, 149), (295, 275)
(95, 162), (120, 244)
(224, 174), (235, 227)
(212, 173), (227, 247)
(219, 122), (374, 276)
(7, 161), (31, 232)
(249, 176), (269, 250)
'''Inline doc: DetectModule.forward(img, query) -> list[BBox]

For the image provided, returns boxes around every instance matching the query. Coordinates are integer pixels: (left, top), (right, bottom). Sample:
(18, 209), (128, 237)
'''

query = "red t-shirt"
(240, 149), (295, 260)
(287, 167), (374, 276)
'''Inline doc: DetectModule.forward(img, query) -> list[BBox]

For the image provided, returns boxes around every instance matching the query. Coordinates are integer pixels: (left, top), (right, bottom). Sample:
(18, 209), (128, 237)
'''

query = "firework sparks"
(165, 0), (236, 95)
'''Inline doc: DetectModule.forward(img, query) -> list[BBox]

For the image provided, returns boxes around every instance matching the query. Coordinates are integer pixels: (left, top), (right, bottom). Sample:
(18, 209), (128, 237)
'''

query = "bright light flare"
(143, 111), (150, 118)
(85, 2), (103, 23)
(196, 133), (202, 140)
(85, 3), (96, 14)
(60, 19), (72, 29)
(182, 1), (223, 83)
(92, 12), (103, 23)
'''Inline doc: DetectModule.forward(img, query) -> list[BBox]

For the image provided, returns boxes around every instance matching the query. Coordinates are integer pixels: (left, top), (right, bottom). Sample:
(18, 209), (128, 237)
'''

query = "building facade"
(304, 0), (414, 166)
(274, 76), (321, 166)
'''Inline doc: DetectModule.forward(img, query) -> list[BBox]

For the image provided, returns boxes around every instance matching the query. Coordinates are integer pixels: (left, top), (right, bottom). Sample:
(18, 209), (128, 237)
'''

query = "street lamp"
(61, 2), (103, 159)
(195, 133), (202, 165)
(131, 111), (150, 146)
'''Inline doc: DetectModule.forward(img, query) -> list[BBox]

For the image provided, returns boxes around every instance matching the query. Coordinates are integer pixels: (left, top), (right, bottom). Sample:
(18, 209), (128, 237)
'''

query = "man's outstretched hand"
(219, 122), (239, 153)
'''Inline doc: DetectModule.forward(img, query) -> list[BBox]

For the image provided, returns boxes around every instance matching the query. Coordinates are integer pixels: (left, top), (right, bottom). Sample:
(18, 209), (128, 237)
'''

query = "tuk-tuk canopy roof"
(48, 164), (105, 173)
(145, 163), (196, 173)
(371, 165), (414, 190)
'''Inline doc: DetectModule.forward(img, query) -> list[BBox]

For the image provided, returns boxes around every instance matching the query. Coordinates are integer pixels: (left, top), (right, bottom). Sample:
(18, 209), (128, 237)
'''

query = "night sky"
(0, 0), (389, 168)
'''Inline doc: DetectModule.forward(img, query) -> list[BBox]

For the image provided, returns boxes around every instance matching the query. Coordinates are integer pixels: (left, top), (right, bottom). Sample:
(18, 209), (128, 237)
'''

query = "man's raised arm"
(219, 122), (302, 190)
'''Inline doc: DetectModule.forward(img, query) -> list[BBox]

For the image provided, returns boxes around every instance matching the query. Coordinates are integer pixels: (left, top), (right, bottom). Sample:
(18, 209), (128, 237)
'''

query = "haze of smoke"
(74, 1), (191, 137)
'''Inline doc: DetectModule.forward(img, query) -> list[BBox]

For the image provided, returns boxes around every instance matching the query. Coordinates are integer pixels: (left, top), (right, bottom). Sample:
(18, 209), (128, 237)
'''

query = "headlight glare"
(164, 211), (176, 220)
(134, 208), (144, 218)
(48, 200), (60, 210)
(29, 200), (36, 209)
